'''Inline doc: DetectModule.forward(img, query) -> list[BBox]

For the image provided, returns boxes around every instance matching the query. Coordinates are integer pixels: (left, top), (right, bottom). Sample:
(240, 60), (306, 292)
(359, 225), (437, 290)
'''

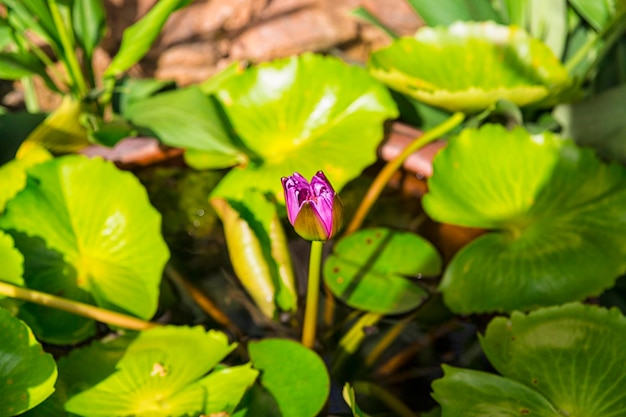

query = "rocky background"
(18, 0), (421, 110)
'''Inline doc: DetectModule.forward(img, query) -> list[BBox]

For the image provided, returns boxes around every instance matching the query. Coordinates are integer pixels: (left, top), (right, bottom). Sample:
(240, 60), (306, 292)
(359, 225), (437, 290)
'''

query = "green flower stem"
(331, 312), (383, 374)
(345, 111), (465, 235)
(302, 240), (324, 348)
(48, 0), (89, 96)
(0, 281), (158, 331)
(352, 381), (419, 417)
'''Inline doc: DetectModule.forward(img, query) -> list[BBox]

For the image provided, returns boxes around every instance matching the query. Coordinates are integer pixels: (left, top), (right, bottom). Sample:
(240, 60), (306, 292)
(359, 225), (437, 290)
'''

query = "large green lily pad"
(423, 123), (626, 313)
(324, 228), (441, 314)
(0, 155), (169, 343)
(0, 307), (57, 416)
(211, 52), (398, 200)
(64, 326), (251, 417)
(433, 302), (626, 416)
(368, 21), (571, 112)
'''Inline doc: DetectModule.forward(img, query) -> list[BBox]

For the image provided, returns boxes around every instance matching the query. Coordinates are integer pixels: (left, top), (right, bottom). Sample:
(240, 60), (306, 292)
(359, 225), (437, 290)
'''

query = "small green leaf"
(104, 0), (191, 78)
(368, 22), (572, 113)
(569, 0), (617, 31)
(423, 124), (626, 313)
(248, 338), (330, 417)
(324, 228), (440, 314)
(72, 0), (106, 58)
(125, 86), (247, 169)
(212, 52), (398, 200)
(342, 383), (372, 417)
(0, 52), (48, 80)
(406, 0), (502, 25)
(0, 156), (169, 343)
(2, 0), (60, 50)
(0, 308), (57, 416)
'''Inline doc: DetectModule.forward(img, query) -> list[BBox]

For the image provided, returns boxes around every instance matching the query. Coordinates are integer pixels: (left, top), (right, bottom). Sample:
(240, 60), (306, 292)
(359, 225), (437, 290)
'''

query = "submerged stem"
(345, 112), (465, 235)
(302, 240), (324, 348)
(0, 281), (158, 331)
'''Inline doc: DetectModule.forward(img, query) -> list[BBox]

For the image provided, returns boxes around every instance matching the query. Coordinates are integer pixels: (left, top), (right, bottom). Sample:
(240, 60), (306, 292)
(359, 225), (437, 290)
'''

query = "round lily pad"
(64, 326), (238, 417)
(433, 303), (626, 416)
(0, 155), (170, 343)
(212, 52), (399, 200)
(247, 338), (330, 417)
(324, 228), (441, 314)
(368, 21), (571, 112)
(0, 307), (57, 416)
(423, 124), (626, 313)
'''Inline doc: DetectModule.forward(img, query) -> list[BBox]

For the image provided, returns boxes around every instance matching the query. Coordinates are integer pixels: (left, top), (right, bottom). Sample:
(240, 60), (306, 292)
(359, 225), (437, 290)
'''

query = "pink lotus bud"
(281, 171), (343, 241)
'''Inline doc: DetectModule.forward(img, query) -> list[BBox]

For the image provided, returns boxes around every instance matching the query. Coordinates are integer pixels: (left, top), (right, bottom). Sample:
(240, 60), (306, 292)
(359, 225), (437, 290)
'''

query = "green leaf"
(20, 96), (92, 154)
(0, 148), (51, 213)
(125, 86), (247, 169)
(72, 0), (106, 58)
(104, 0), (192, 78)
(114, 77), (176, 116)
(554, 83), (626, 164)
(368, 22), (572, 113)
(406, 0), (502, 25)
(432, 365), (562, 417)
(210, 192), (298, 318)
(342, 383), (372, 417)
(423, 124), (626, 313)
(0, 52), (48, 80)
(349, 7), (399, 39)
(569, 0), (616, 31)
(2, 0), (60, 51)
(0, 230), (24, 290)
(65, 326), (237, 417)
(0, 156), (169, 343)
(199, 363), (259, 414)
(247, 338), (330, 417)
(212, 52), (398, 200)
(0, 308), (57, 416)
(481, 303), (626, 416)
(324, 228), (440, 314)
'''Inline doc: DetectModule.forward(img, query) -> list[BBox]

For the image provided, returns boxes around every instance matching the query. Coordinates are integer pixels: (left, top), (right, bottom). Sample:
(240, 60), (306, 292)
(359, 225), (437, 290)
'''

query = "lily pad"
(433, 302), (626, 416)
(64, 326), (242, 417)
(0, 155), (169, 343)
(211, 52), (398, 201)
(0, 230), (24, 291)
(246, 338), (330, 417)
(423, 123), (626, 313)
(0, 149), (51, 213)
(0, 307), (57, 416)
(368, 21), (571, 112)
(324, 228), (441, 314)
